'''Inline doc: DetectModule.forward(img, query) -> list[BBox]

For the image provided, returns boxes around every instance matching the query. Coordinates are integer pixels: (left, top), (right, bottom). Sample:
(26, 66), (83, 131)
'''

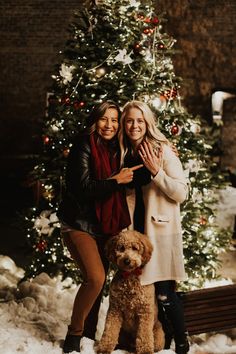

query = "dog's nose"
(123, 258), (131, 265)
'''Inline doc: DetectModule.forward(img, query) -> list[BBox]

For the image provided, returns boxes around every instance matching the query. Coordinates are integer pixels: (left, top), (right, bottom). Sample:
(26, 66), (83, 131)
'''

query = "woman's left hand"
(138, 141), (162, 176)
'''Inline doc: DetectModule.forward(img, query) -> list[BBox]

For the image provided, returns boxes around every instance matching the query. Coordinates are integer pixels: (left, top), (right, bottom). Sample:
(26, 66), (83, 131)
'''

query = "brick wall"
(0, 0), (83, 212)
(0, 0), (83, 156)
(157, 0), (236, 121)
(0, 0), (235, 162)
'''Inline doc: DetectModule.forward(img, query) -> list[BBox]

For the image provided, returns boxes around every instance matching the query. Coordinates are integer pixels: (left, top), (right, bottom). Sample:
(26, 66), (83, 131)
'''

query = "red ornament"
(73, 101), (85, 109)
(137, 14), (159, 25)
(36, 240), (47, 252)
(152, 17), (159, 24)
(133, 43), (142, 54)
(143, 28), (154, 35)
(171, 124), (179, 135)
(143, 28), (150, 34)
(43, 136), (50, 144)
(157, 43), (165, 49)
(163, 87), (178, 99)
(61, 96), (70, 105)
(136, 14), (145, 21)
(200, 217), (207, 225)
(144, 17), (151, 23)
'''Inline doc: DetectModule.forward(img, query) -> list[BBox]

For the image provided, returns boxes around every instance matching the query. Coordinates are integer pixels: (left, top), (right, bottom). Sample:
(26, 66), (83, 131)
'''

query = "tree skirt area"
(0, 255), (236, 354)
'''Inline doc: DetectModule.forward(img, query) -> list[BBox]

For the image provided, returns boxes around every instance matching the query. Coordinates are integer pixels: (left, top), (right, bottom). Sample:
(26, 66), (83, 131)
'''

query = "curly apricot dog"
(97, 230), (165, 354)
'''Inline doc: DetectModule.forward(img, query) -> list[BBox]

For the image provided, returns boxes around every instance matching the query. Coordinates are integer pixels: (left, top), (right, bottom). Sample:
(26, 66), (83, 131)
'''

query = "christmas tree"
(23, 0), (230, 289)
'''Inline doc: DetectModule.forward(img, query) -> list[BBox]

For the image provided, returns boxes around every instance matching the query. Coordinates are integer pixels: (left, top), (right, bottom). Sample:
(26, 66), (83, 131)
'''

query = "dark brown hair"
(86, 100), (121, 134)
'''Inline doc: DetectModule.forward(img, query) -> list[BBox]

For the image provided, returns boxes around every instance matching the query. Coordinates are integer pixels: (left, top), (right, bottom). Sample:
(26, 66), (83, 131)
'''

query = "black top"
(57, 134), (123, 237)
(125, 151), (151, 233)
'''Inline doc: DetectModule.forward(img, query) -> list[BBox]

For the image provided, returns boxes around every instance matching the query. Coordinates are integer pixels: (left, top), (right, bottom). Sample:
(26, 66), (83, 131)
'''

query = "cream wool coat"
(126, 144), (188, 286)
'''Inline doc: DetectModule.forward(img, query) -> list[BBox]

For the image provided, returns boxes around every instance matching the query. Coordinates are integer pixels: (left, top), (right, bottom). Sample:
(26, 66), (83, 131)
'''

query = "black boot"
(175, 333), (190, 354)
(63, 334), (81, 353)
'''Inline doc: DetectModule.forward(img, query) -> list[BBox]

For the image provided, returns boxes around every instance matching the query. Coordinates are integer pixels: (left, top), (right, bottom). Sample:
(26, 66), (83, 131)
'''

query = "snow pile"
(0, 255), (235, 354)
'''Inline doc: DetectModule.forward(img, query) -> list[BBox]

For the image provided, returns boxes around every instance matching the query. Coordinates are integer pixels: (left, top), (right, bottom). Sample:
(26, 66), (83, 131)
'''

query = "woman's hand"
(111, 164), (143, 184)
(138, 141), (162, 176)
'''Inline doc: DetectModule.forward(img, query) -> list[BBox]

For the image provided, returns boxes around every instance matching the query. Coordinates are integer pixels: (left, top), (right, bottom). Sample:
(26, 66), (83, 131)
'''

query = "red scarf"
(90, 134), (131, 236)
(122, 267), (142, 279)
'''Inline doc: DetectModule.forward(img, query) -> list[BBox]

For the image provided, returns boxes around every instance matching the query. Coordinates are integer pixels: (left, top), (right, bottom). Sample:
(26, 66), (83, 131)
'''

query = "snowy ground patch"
(0, 255), (235, 354)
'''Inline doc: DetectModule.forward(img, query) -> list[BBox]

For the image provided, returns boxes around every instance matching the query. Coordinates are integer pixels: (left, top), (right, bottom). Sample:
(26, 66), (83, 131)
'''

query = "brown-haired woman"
(58, 100), (142, 353)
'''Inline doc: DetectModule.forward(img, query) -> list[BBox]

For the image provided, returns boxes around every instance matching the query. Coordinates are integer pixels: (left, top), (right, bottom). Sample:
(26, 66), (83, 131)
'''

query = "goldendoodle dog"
(97, 230), (165, 354)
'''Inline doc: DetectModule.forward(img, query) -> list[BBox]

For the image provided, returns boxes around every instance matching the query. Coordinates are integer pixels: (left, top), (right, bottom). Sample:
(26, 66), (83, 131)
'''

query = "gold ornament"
(42, 184), (55, 201)
(95, 67), (106, 78)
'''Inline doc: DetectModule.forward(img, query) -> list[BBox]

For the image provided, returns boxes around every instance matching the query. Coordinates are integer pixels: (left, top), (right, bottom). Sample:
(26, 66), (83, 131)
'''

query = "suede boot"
(63, 334), (81, 353)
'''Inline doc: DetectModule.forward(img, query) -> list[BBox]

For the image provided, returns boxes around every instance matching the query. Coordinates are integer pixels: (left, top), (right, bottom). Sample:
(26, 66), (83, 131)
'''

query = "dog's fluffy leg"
(96, 308), (122, 354)
(136, 312), (155, 354)
(153, 319), (165, 352)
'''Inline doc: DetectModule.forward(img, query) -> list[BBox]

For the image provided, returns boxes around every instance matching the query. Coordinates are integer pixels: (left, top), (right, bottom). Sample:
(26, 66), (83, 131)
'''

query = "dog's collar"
(121, 267), (142, 279)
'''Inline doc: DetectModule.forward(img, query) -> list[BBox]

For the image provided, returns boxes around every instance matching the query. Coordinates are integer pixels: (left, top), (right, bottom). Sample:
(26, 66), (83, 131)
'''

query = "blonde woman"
(118, 100), (190, 354)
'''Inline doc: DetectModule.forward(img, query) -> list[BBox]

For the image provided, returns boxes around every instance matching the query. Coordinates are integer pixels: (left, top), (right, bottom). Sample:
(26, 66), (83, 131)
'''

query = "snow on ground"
(0, 255), (236, 354)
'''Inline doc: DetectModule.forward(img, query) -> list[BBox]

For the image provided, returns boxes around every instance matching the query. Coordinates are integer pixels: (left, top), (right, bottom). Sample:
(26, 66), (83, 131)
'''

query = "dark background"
(0, 0), (236, 266)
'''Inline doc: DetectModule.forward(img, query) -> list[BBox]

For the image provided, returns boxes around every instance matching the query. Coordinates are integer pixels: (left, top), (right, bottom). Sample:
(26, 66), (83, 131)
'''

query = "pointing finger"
(130, 164), (143, 171)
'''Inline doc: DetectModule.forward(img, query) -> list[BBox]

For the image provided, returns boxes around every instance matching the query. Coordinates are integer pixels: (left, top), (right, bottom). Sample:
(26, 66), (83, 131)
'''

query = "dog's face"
(105, 230), (153, 271)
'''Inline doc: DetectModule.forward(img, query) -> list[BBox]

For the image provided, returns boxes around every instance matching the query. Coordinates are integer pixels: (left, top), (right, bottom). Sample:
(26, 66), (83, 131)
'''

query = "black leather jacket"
(57, 134), (123, 237)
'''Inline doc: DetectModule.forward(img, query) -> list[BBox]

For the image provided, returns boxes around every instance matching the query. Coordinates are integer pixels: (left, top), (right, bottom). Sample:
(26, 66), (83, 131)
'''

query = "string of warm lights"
(21, 0), (231, 289)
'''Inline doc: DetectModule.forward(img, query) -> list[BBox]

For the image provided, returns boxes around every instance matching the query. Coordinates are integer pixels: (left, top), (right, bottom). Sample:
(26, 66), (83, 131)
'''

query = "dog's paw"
(136, 347), (154, 354)
(96, 344), (113, 354)
(96, 350), (112, 354)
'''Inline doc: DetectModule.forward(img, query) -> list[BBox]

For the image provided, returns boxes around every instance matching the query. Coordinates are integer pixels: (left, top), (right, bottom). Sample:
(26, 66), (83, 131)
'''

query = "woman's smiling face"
(96, 108), (119, 140)
(124, 107), (147, 146)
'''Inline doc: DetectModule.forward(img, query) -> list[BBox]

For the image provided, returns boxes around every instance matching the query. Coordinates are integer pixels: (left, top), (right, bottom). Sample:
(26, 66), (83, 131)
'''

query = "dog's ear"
(104, 234), (120, 263)
(135, 231), (153, 265)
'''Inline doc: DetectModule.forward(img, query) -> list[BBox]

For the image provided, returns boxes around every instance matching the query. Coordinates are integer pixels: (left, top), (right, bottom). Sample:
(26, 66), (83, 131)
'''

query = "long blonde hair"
(118, 100), (169, 166)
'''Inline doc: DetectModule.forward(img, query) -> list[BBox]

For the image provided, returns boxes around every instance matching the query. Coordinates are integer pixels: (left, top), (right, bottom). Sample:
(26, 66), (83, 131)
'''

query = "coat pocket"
(151, 214), (170, 225)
